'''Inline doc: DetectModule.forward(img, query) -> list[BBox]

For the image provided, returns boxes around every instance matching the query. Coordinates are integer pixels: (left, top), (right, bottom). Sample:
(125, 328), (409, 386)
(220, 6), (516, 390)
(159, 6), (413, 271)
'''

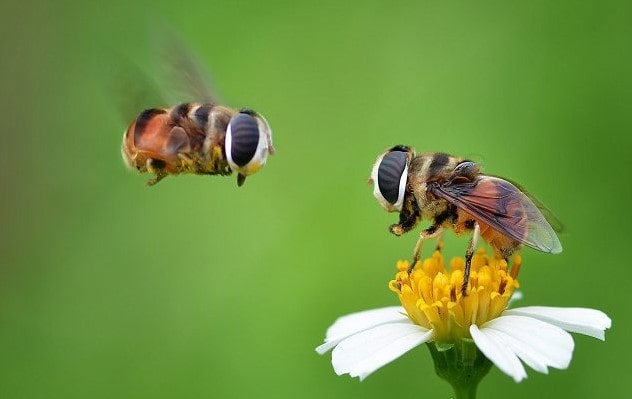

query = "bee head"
(225, 110), (275, 187)
(369, 145), (414, 212)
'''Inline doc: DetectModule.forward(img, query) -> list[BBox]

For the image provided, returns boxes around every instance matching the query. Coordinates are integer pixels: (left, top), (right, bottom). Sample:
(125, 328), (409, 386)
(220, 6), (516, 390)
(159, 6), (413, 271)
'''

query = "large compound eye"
(226, 113), (259, 167)
(370, 149), (409, 212)
(225, 113), (270, 177)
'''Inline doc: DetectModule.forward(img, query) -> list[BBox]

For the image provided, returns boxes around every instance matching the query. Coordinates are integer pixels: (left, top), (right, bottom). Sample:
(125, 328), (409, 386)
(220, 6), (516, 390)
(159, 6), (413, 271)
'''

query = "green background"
(1, 0), (630, 398)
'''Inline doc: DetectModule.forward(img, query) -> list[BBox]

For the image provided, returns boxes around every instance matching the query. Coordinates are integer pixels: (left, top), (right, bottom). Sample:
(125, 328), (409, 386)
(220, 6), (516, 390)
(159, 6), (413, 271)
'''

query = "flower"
(316, 251), (611, 382)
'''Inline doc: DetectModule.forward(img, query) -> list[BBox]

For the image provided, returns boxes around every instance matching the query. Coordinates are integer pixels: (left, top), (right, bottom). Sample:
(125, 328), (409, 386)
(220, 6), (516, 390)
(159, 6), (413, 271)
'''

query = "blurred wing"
(429, 176), (562, 254)
(104, 56), (168, 125)
(155, 32), (219, 104)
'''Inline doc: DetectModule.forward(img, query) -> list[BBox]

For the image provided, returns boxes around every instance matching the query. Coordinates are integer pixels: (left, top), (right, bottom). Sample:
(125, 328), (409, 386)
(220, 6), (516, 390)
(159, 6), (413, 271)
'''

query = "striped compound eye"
(225, 112), (272, 185)
(370, 148), (409, 212)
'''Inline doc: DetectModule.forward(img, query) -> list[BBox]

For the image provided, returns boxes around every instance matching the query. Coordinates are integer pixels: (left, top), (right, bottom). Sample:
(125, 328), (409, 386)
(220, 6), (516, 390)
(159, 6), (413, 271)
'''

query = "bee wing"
(106, 32), (221, 134)
(104, 56), (169, 125)
(156, 32), (219, 104)
(490, 175), (565, 233)
(429, 176), (563, 254)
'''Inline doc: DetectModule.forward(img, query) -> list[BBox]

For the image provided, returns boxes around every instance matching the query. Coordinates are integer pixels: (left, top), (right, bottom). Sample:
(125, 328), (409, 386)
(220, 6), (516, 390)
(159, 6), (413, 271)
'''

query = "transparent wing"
(154, 31), (219, 104)
(490, 175), (565, 233)
(102, 55), (168, 125)
(105, 30), (220, 127)
(429, 176), (562, 254)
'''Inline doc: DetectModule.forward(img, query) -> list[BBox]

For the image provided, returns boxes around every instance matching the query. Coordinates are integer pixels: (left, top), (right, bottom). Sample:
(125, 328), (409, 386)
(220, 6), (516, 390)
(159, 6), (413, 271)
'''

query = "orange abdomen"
(454, 208), (522, 259)
(478, 220), (521, 258)
(122, 108), (189, 173)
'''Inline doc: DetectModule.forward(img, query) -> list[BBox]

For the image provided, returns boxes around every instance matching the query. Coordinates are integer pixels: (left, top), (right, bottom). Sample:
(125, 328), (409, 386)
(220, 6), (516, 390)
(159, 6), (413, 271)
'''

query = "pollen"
(389, 250), (520, 343)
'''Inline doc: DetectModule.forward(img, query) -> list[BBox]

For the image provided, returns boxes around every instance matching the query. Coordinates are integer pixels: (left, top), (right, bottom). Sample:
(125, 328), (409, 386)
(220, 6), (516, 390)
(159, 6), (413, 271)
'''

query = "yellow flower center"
(389, 249), (520, 343)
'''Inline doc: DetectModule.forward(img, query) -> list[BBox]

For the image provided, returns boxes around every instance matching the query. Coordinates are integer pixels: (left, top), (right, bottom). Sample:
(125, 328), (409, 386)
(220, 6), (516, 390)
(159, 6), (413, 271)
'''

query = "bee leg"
(408, 224), (443, 273)
(177, 153), (195, 172)
(389, 195), (420, 236)
(147, 171), (167, 186)
(146, 158), (167, 186)
(510, 257), (521, 279)
(461, 221), (481, 296)
(435, 230), (445, 252)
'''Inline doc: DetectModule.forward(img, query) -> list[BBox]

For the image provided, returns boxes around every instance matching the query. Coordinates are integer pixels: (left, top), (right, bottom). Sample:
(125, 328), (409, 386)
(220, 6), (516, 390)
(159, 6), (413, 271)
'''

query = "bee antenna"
(389, 145), (411, 153)
(238, 108), (257, 116)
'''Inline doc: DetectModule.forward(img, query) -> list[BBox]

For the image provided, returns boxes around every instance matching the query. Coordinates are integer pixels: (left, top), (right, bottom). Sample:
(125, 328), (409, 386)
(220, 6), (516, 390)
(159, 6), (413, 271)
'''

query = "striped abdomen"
(121, 102), (233, 174)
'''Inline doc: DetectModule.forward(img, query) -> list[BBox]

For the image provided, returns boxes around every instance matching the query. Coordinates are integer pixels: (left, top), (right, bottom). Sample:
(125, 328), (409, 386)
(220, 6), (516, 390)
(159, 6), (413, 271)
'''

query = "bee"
(119, 38), (274, 187)
(369, 146), (562, 295)
(122, 103), (274, 186)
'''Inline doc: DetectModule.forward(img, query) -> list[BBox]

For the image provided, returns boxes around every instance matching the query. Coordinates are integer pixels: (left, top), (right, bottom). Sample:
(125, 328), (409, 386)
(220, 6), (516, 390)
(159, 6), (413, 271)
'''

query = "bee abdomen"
(193, 103), (213, 130)
(133, 108), (168, 145)
(170, 102), (193, 124)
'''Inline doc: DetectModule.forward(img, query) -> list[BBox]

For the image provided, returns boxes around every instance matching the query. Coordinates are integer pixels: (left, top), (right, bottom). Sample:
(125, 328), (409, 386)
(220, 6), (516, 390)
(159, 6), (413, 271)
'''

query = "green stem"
(427, 340), (492, 399)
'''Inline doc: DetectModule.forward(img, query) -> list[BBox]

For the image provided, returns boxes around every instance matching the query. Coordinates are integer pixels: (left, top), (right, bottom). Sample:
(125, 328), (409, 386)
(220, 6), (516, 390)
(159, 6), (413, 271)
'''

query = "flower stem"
(427, 340), (492, 399)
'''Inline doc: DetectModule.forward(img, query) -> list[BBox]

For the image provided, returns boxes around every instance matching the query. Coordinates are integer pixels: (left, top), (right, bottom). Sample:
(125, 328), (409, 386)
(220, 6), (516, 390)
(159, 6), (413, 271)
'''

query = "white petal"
(332, 322), (433, 380)
(482, 315), (574, 372)
(504, 306), (611, 341)
(316, 306), (410, 354)
(508, 291), (523, 306)
(470, 324), (527, 382)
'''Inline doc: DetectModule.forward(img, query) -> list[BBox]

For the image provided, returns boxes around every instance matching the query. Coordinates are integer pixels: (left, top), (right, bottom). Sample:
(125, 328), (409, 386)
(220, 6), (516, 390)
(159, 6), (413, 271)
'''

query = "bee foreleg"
(389, 195), (420, 236)
(461, 221), (481, 296)
(408, 224), (443, 273)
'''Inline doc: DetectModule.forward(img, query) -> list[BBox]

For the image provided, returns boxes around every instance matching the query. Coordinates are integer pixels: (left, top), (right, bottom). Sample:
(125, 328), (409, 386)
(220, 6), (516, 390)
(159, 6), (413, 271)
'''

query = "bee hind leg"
(147, 172), (167, 186)
(146, 158), (168, 186)
(408, 224), (443, 273)
(461, 221), (481, 296)
(435, 230), (445, 252)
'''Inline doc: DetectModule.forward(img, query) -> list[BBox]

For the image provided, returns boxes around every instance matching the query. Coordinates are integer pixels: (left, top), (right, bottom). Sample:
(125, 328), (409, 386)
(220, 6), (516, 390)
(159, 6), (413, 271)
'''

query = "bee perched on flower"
(316, 251), (611, 397)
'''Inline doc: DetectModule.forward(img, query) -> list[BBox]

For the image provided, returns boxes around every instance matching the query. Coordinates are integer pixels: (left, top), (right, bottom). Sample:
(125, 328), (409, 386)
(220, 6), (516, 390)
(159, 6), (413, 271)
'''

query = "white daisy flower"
(316, 251), (611, 383)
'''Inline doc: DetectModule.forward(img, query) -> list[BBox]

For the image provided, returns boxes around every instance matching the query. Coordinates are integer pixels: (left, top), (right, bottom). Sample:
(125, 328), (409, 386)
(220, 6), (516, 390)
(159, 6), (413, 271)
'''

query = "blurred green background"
(1, 0), (630, 398)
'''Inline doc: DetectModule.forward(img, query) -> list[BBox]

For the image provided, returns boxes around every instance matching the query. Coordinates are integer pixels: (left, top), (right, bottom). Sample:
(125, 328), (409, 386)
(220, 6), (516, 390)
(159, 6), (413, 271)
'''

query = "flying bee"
(369, 146), (562, 295)
(122, 103), (274, 186)
(118, 37), (274, 187)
